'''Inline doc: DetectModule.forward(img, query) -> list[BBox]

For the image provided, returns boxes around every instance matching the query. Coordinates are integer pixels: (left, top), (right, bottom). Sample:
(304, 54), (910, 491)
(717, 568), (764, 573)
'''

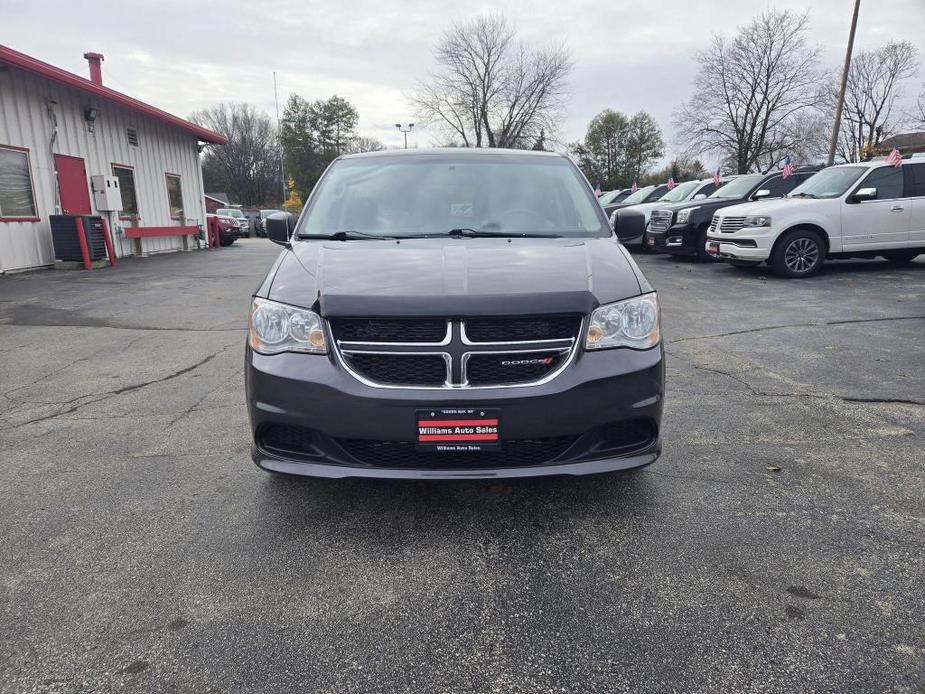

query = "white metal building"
(0, 44), (227, 273)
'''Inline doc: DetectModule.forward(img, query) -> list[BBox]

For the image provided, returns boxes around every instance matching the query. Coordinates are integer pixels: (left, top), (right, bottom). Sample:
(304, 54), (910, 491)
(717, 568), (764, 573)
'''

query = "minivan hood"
(265, 237), (644, 317)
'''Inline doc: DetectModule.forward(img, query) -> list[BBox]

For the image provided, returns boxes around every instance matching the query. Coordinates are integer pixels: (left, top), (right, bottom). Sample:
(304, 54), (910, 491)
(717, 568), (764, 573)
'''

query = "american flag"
(631, 181), (638, 193)
(594, 183), (603, 196)
(666, 177), (675, 190)
(782, 156), (794, 179)
(886, 146), (902, 167)
(713, 167), (721, 187)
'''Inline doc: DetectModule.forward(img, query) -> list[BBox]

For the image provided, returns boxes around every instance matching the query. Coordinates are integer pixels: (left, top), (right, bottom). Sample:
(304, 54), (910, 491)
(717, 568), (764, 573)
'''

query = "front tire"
(881, 250), (920, 264)
(771, 229), (825, 278)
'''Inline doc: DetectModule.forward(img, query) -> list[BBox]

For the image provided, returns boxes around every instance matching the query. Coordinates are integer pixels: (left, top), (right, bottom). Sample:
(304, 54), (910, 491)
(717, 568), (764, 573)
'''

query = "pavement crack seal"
(0, 346), (234, 431)
(668, 314), (925, 345)
(685, 359), (925, 408)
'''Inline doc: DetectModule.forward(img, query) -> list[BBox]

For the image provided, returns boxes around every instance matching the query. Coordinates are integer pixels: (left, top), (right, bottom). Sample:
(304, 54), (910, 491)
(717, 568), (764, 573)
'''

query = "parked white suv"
(705, 159), (925, 277)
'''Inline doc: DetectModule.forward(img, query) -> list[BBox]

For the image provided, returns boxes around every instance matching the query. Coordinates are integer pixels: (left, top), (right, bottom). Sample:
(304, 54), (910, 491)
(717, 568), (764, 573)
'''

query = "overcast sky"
(4, 0), (924, 160)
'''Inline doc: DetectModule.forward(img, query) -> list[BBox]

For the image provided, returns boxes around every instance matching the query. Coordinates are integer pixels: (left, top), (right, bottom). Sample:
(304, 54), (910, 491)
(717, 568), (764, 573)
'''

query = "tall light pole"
(274, 71), (286, 203)
(827, 0), (862, 166)
(395, 123), (414, 149)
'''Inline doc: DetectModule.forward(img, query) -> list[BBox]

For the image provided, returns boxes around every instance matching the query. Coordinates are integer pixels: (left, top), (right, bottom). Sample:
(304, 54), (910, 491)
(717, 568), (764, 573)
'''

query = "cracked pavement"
(0, 240), (923, 693)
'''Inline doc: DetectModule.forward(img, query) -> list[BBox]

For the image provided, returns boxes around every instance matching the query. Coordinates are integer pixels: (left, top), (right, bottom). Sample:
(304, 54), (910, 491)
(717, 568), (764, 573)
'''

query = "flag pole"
(827, 0), (861, 166)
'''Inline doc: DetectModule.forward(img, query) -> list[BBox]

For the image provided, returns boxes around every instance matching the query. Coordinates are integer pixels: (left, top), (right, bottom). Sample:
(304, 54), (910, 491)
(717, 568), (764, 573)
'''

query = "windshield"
(788, 167), (866, 199)
(598, 190), (621, 204)
(658, 180), (699, 203)
(619, 186), (654, 205)
(298, 153), (609, 238)
(216, 208), (243, 218)
(708, 175), (763, 199)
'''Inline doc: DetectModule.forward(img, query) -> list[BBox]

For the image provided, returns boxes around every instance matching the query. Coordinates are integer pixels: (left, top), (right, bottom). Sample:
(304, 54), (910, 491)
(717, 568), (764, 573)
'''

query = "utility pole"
(395, 123), (414, 149)
(827, 0), (861, 166)
(274, 71), (286, 203)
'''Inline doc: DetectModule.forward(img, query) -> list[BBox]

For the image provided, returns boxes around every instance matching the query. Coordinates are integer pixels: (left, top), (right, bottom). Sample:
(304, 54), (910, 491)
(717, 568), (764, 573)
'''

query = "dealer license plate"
(416, 408), (500, 452)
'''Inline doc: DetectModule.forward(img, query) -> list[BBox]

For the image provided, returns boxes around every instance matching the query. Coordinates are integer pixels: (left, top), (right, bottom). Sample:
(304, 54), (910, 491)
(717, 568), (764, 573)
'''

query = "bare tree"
(913, 88), (925, 128)
(346, 136), (386, 154)
(674, 10), (821, 173)
(827, 41), (919, 161)
(411, 13), (572, 149)
(191, 103), (281, 205)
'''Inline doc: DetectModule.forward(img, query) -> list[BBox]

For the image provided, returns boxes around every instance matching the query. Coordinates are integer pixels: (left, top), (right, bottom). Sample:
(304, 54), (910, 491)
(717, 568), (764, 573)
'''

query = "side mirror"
(752, 189), (771, 200)
(266, 212), (294, 245)
(851, 187), (877, 202)
(693, 193), (706, 200)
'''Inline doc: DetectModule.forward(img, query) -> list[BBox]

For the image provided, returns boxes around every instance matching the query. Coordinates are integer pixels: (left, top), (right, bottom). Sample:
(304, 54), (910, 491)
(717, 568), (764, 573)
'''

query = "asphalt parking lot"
(1, 238), (923, 693)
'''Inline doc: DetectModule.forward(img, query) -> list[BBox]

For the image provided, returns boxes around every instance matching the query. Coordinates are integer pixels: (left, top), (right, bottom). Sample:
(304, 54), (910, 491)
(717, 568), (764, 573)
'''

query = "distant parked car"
(706, 158), (924, 277)
(207, 213), (241, 246)
(646, 166), (821, 261)
(601, 184), (671, 219)
(611, 178), (723, 248)
(598, 189), (630, 206)
(257, 209), (284, 237)
(215, 208), (250, 238)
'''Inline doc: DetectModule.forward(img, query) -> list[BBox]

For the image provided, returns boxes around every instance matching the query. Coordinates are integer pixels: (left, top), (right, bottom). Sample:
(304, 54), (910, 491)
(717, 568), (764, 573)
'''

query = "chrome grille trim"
(718, 216), (747, 233)
(332, 319), (582, 390)
(649, 210), (673, 233)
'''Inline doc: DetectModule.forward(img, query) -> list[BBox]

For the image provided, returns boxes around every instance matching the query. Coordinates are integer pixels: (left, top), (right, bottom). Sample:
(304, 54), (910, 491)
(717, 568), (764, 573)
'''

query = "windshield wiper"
(295, 230), (396, 241)
(445, 228), (562, 239)
(789, 192), (817, 198)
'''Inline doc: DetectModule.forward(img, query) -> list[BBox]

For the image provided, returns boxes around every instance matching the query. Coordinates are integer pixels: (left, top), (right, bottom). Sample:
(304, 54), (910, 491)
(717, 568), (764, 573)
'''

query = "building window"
(127, 128), (139, 147)
(166, 173), (184, 220)
(0, 145), (38, 221)
(111, 164), (138, 218)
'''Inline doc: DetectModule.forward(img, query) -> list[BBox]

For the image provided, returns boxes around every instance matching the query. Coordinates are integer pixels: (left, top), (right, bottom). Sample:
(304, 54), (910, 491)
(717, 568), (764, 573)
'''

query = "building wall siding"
(0, 65), (207, 272)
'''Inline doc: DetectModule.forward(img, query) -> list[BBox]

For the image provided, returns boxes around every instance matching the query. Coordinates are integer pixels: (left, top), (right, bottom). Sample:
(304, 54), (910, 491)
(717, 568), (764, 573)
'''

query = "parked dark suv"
(246, 149), (664, 479)
(646, 167), (821, 260)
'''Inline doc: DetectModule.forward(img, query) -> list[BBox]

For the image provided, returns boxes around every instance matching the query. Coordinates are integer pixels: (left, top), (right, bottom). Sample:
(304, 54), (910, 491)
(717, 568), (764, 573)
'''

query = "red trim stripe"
(419, 433), (499, 442)
(417, 419), (498, 427)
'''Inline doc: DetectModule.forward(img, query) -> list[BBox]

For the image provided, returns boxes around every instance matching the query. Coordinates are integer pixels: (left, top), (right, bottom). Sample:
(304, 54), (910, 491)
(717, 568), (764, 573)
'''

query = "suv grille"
(649, 210), (673, 233)
(716, 216), (747, 233)
(336, 437), (579, 469)
(332, 316), (580, 388)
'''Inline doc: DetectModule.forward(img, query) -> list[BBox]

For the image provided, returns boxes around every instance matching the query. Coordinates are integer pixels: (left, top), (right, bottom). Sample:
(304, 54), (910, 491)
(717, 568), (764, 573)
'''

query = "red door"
(55, 154), (92, 215)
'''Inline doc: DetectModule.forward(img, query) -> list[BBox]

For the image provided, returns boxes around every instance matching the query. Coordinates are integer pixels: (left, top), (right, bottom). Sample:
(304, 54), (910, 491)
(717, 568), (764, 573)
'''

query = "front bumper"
(246, 343), (664, 479)
(646, 225), (697, 255)
(705, 226), (775, 261)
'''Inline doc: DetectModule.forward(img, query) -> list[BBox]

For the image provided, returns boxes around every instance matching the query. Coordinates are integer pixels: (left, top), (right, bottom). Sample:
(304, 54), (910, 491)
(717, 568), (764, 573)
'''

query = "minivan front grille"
(331, 316), (580, 389)
(342, 352), (449, 386)
(649, 210), (673, 233)
(330, 318), (448, 343)
(336, 436), (579, 469)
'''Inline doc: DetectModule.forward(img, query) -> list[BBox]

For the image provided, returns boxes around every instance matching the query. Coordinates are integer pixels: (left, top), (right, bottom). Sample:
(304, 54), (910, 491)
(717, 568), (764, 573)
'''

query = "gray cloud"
(5, 0), (924, 158)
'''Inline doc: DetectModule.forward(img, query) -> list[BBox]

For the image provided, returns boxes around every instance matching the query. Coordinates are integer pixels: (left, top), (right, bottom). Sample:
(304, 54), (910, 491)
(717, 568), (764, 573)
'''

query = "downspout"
(46, 98), (59, 213)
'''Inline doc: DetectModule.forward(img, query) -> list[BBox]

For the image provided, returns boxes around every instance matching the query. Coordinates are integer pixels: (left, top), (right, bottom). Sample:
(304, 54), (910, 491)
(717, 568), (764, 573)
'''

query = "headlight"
(676, 207), (697, 225)
(585, 293), (660, 350)
(743, 215), (771, 227)
(249, 298), (327, 355)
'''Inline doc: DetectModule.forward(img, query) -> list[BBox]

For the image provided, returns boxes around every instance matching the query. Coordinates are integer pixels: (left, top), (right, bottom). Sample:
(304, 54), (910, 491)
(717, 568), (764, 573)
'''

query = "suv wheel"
(772, 229), (825, 278)
(695, 226), (721, 262)
(881, 250), (920, 264)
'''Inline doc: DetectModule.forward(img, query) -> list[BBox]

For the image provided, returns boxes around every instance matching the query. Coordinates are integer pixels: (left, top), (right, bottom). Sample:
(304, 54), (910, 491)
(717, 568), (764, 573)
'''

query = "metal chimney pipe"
(83, 52), (104, 85)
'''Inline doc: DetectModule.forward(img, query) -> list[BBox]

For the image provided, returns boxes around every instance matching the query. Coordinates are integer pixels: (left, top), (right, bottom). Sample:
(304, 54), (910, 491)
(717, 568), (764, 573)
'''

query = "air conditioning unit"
(50, 215), (109, 261)
(90, 174), (123, 211)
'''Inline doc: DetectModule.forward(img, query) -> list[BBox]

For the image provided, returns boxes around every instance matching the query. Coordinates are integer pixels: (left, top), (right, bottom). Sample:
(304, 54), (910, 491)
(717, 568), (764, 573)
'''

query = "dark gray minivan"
(246, 149), (664, 479)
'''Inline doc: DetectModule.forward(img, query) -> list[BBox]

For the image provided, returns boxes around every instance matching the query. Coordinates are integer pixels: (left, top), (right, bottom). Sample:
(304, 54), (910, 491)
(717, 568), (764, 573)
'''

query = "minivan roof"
(338, 147), (565, 161)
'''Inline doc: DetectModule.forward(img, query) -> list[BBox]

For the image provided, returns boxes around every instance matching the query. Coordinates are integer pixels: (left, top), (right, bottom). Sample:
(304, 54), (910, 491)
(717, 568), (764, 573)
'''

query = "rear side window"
(861, 166), (904, 200)
(904, 163), (925, 197)
(761, 174), (803, 198)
